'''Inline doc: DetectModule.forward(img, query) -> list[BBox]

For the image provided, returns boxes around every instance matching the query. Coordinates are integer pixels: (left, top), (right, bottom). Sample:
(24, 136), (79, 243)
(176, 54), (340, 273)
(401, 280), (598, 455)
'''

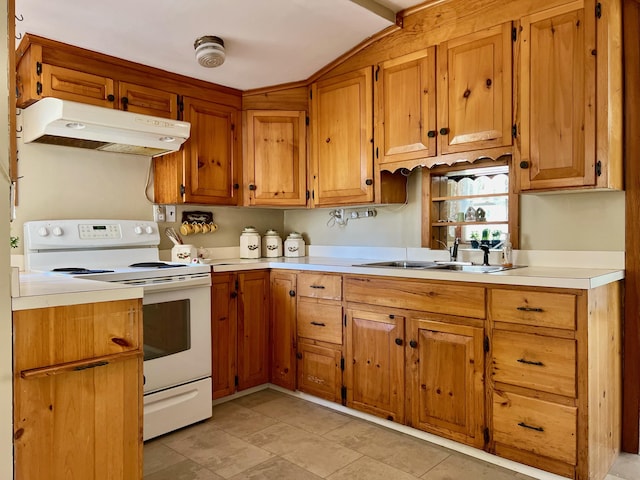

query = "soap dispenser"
(502, 234), (513, 267)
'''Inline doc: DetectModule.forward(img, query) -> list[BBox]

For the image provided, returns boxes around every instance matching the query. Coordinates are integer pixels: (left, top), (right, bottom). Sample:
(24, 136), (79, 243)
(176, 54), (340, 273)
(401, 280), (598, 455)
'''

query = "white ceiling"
(15, 0), (422, 91)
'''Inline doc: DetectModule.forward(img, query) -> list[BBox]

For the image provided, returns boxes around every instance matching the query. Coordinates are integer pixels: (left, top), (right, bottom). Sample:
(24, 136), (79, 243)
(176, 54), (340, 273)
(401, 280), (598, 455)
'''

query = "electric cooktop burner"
(128, 262), (183, 268)
(52, 267), (115, 274)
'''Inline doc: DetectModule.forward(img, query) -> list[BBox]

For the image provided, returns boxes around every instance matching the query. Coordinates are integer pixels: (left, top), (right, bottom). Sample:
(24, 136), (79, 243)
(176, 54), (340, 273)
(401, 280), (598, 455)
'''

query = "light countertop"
(12, 271), (144, 311)
(208, 256), (624, 290)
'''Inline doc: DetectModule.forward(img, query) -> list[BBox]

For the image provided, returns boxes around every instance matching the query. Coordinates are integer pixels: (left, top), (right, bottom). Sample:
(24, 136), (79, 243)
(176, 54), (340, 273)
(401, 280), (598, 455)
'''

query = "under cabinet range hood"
(21, 97), (190, 157)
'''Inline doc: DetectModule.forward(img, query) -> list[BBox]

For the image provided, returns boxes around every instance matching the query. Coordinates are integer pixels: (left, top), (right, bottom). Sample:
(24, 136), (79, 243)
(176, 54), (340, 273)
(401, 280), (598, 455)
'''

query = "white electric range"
(24, 219), (213, 440)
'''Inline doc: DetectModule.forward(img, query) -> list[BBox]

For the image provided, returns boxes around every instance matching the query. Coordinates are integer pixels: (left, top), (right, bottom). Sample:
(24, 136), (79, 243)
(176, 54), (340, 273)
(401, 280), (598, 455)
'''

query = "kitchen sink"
(355, 260), (441, 269)
(355, 260), (523, 273)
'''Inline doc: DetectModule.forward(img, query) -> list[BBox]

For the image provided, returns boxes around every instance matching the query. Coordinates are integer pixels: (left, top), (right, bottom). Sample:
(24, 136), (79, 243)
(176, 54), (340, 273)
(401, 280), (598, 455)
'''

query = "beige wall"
(12, 141), (284, 254)
(284, 170), (626, 252)
(1, 0), (14, 477)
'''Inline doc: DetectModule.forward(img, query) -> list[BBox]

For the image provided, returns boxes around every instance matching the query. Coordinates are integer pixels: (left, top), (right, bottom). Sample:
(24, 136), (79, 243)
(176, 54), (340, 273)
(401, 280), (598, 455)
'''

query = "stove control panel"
(24, 219), (161, 251)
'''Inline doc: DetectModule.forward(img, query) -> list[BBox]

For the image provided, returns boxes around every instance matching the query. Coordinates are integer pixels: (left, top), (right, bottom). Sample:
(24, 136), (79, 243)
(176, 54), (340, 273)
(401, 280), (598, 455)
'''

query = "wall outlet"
(153, 205), (166, 222)
(165, 205), (176, 222)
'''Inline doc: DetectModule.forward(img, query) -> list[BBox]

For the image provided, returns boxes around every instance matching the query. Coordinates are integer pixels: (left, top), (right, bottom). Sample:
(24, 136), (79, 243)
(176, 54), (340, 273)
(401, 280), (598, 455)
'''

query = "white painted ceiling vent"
(194, 35), (225, 68)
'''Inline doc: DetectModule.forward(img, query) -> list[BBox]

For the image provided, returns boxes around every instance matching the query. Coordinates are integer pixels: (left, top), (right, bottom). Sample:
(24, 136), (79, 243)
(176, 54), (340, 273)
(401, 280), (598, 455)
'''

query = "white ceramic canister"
(262, 229), (283, 258)
(239, 226), (261, 258)
(171, 244), (197, 263)
(284, 232), (305, 257)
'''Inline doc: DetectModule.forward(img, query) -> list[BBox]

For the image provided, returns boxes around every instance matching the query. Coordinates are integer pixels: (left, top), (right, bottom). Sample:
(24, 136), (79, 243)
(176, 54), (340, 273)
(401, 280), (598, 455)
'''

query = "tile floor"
(144, 388), (640, 480)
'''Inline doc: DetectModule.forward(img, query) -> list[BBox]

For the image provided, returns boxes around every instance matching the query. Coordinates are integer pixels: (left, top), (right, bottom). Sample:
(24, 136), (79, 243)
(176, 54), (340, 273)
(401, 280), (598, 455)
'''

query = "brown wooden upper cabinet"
(244, 110), (307, 206)
(375, 23), (512, 172)
(154, 96), (241, 205)
(310, 67), (374, 206)
(517, 0), (596, 191)
(17, 50), (178, 119)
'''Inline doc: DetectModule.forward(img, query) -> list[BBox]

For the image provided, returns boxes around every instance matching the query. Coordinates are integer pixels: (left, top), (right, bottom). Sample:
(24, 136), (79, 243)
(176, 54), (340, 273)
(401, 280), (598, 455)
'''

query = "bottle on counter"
(502, 233), (513, 267)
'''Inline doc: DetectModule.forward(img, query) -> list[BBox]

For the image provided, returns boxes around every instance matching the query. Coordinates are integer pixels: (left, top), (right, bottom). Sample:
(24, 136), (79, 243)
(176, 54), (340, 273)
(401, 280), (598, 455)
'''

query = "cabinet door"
(345, 308), (405, 422)
(407, 318), (485, 447)
(41, 63), (115, 108)
(310, 67), (374, 206)
(118, 81), (178, 119)
(297, 338), (343, 403)
(245, 110), (307, 206)
(237, 271), (270, 390)
(14, 356), (142, 480)
(375, 48), (437, 168)
(437, 23), (513, 155)
(211, 273), (237, 399)
(270, 271), (297, 390)
(519, 1), (596, 190)
(182, 96), (241, 205)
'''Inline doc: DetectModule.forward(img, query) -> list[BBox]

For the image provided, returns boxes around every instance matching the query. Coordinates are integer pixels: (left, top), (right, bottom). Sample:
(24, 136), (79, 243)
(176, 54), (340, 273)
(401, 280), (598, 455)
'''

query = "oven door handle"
(133, 275), (211, 292)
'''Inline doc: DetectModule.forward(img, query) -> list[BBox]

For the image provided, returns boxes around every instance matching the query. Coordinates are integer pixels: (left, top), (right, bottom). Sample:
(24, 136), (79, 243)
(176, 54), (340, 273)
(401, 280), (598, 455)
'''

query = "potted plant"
(470, 232), (480, 249)
(481, 228), (490, 247)
(491, 230), (501, 248)
(10, 236), (19, 249)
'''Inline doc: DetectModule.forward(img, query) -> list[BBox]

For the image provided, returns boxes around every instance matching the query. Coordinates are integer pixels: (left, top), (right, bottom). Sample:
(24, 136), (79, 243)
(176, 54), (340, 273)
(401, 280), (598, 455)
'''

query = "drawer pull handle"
(518, 422), (544, 432)
(517, 358), (544, 366)
(310, 321), (326, 327)
(516, 306), (544, 312)
(309, 285), (326, 289)
(74, 360), (109, 371)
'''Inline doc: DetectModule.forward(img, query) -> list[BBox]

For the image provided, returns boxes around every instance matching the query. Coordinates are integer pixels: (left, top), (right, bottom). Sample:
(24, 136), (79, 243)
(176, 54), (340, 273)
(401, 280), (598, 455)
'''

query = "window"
(421, 158), (518, 250)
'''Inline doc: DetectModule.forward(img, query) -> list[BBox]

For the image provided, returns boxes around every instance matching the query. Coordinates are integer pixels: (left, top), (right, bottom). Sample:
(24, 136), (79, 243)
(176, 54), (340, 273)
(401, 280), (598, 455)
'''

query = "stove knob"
(52, 227), (63, 236)
(37, 227), (49, 237)
(145, 226), (154, 234)
(134, 226), (143, 235)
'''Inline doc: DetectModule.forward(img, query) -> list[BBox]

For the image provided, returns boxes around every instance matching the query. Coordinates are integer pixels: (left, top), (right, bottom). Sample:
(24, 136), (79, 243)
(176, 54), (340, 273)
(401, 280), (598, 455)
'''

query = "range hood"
(21, 98), (190, 157)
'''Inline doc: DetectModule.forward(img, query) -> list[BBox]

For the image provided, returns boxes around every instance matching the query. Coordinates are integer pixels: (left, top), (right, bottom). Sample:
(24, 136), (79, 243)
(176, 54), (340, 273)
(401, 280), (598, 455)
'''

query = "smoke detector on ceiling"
(194, 35), (225, 68)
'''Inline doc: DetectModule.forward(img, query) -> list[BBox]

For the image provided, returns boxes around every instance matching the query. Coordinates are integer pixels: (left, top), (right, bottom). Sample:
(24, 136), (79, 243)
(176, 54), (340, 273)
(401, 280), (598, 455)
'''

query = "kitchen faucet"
(480, 245), (490, 266)
(435, 238), (460, 262)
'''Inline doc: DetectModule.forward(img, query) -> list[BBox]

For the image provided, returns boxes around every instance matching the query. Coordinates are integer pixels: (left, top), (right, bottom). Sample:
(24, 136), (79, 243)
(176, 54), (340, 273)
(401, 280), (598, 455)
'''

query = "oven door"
(142, 283), (211, 394)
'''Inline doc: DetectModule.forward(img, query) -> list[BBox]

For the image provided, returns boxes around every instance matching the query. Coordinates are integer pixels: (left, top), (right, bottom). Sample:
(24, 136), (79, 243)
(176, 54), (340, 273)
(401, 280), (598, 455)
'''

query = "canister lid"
(242, 226), (258, 233)
(264, 229), (279, 236)
(287, 232), (303, 239)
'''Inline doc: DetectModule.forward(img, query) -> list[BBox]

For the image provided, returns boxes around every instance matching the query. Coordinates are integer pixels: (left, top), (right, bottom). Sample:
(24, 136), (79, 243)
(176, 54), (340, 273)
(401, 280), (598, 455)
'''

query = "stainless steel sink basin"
(355, 260), (440, 269)
(355, 260), (523, 273)
(429, 264), (512, 273)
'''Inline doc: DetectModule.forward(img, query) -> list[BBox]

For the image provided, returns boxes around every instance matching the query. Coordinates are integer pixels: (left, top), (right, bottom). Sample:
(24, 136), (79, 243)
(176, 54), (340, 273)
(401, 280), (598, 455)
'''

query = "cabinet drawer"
(490, 289), (576, 329)
(297, 338), (342, 403)
(297, 297), (342, 344)
(492, 331), (576, 397)
(493, 390), (577, 465)
(13, 299), (141, 372)
(345, 276), (485, 318)
(298, 273), (342, 300)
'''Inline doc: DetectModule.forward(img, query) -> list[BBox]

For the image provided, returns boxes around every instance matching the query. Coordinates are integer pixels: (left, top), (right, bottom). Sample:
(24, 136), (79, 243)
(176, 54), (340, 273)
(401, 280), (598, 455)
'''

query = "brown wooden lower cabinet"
(270, 270), (297, 390)
(211, 270), (270, 399)
(13, 299), (143, 480)
(406, 317), (485, 448)
(296, 338), (343, 402)
(344, 307), (405, 423)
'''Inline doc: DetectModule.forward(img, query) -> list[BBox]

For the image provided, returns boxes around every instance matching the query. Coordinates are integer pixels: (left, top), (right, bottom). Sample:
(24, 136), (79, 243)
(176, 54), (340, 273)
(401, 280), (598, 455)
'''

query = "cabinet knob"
(107, 94), (115, 102)
(519, 161), (530, 169)
(439, 127), (449, 135)
(121, 96), (129, 110)
(409, 340), (418, 348)
(249, 184), (257, 191)
(233, 183), (240, 190)
(289, 290), (296, 297)
(427, 130), (436, 138)
(296, 352), (303, 360)
(365, 179), (373, 186)
(395, 338), (403, 346)
(230, 291), (237, 299)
